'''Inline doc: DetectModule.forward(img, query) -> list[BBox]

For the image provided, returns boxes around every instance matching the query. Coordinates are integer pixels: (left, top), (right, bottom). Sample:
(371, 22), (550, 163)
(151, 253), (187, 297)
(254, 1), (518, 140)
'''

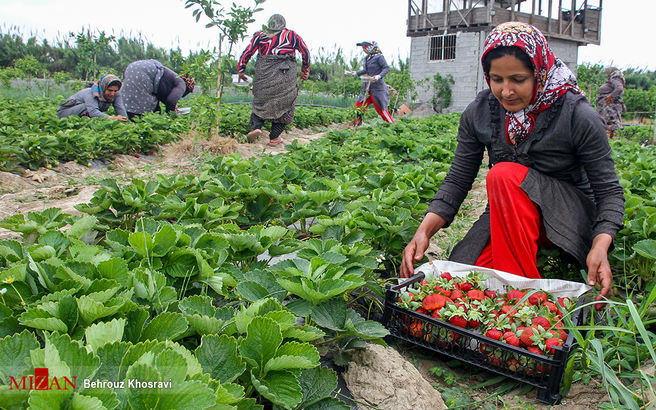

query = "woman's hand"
(109, 115), (127, 122)
(586, 233), (613, 309)
(605, 95), (613, 104)
(238, 72), (248, 82)
(301, 71), (309, 81)
(400, 232), (430, 278)
(400, 213), (446, 278)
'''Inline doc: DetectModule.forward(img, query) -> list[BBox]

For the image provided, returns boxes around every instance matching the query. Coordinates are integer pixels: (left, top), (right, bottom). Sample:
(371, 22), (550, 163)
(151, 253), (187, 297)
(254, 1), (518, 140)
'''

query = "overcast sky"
(1, 0), (655, 71)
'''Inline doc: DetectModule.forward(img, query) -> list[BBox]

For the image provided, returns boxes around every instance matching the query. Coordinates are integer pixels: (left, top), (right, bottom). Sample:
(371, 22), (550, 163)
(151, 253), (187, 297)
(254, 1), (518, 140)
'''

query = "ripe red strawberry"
(520, 327), (538, 347)
(466, 289), (485, 301)
(484, 290), (497, 299)
(544, 301), (561, 315)
(528, 292), (548, 306)
(431, 309), (441, 318)
(531, 316), (551, 329)
(506, 289), (525, 301)
(409, 321), (423, 338)
(501, 305), (517, 316)
(135, 153), (140, 158)
(440, 272), (453, 281)
(485, 329), (503, 341)
(416, 307), (428, 315)
(467, 309), (483, 328)
(450, 289), (464, 300)
(527, 346), (544, 355)
(458, 282), (473, 292)
(422, 293), (447, 311)
(449, 315), (468, 328)
(502, 331), (520, 347)
(434, 286), (452, 298)
(557, 328), (568, 342)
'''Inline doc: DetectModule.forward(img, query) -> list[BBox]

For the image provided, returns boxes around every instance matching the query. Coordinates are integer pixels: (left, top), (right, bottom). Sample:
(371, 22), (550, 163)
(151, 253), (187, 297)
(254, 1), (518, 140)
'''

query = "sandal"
(247, 129), (263, 143)
(268, 137), (284, 147)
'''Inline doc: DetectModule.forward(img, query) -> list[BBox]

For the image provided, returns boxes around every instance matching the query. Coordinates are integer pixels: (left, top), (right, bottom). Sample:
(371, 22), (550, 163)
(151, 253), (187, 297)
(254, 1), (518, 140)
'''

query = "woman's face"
(488, 54), (536, 112)
(103, 85), (119, 102)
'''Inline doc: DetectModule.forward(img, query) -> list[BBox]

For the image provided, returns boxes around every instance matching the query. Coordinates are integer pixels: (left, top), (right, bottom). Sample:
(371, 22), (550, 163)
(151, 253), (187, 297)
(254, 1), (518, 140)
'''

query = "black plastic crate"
(382, 272), (584, 405)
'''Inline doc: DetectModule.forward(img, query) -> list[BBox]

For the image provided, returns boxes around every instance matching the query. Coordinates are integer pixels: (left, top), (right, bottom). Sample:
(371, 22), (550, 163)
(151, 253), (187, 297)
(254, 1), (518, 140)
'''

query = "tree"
(71, 29), (115, 81)
(185, 0), (265, 135)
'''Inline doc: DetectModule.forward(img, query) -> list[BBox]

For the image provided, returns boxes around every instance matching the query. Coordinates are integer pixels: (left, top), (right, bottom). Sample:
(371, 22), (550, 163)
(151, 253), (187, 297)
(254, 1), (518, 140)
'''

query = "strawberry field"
(0, 95), (655, 409)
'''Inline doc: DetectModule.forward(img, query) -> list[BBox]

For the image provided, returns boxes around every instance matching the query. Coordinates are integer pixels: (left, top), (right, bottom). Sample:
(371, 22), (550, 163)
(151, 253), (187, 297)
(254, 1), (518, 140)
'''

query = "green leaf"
(310, 299), (347, 331)
(140, 312), (188, 342)
(19, 308), (68, 332)
(66, 215), (98, 240)
(128, 231), (153, 258)
(239, 316), (282, 373)
(282, 325), (325, 342)
(76, 294), (126, 324)
(633, 239), (656, 260)
(298, 366), (342, 408)
(85, 318), (126, 352)
(157, 380), (216, 409)
(69, 393), (105, 410)
(125, 362), (161, 410)
(0, 330), (39, 385)
(152, 225), (178, 257)
(95, 341), (131, 382)
(251, 369), (302, 408)
(97, 258), (130, 287)
(264, 341), (319, 373)
(164, 340), (204, 379)
(46, 332), (101, 381)
(236, 281), (271, 302)
(58, 294), (79, 333)
(195, 334), (245, 384)
(186, 314), (225, 336)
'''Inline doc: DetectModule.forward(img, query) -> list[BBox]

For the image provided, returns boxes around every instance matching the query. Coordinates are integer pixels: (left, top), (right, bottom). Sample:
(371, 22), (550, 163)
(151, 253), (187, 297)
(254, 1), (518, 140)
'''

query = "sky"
(1, 0), (655, 71)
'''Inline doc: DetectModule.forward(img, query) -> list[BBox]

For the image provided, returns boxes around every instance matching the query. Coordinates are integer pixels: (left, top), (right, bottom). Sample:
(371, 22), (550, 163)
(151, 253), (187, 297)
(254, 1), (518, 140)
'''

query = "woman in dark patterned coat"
(596, 67), (626, 138)
(400, 22), (624, 307)
(347, 41), (394, 125)
(237, 14), (310, 147)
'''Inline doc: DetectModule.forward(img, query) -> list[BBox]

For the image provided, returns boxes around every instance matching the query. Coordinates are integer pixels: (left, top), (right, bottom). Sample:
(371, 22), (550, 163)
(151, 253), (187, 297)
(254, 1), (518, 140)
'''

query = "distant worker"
(57, 74), (127, 121)
(347, 41), (394, 125)
(120, 59), (195, 120)
(237, 14), (310, 147)
(596, 67), (626, 139)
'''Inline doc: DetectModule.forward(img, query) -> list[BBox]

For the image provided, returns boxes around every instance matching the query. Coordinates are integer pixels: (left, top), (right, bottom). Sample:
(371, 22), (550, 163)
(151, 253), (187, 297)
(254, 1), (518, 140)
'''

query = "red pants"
(475, 162), (546, 278)
(356, 94), (394, 123)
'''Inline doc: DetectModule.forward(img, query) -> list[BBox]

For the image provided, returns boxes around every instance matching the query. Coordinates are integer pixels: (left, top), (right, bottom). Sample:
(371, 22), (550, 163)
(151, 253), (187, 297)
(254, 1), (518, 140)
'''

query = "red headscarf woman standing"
(400, 22), (624, 307)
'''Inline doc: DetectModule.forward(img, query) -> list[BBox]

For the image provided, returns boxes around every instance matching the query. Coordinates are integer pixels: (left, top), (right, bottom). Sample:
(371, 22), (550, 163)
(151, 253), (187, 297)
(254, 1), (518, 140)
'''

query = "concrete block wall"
(410, 31), (488, 112)
(409, 32), (581, 112)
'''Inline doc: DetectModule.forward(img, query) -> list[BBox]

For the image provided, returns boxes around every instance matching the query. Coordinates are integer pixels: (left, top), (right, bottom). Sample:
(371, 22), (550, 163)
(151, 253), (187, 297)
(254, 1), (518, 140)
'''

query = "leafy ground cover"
(0, 111), (653, 408)
(0, 96), (363, 172)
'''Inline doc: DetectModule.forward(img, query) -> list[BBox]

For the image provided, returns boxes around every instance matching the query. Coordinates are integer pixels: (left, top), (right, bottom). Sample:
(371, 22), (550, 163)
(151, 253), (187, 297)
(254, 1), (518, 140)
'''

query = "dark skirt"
(252, 54), (298, 123)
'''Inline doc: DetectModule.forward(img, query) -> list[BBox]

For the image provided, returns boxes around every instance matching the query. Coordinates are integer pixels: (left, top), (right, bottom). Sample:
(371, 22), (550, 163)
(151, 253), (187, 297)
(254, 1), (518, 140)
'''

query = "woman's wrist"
(591, 233), (613, 253)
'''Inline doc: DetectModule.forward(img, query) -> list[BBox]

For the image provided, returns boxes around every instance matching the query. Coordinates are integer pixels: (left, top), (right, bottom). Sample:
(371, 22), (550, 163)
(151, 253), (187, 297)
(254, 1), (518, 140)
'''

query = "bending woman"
(57, 74), (127, 121)
(400, 22), (624, 306)
(120, 59), (195, 120)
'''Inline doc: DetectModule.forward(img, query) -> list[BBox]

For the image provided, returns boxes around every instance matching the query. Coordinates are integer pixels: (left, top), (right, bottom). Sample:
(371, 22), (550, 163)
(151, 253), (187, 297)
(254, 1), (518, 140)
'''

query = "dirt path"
(0, 125), (336, 240)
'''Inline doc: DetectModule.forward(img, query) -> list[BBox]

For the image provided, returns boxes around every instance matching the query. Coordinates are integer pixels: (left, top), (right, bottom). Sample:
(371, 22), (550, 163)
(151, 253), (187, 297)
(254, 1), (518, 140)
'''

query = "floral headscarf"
(92, 74), (121, 102)
(181, 73), (195, 96)
(357, 41), (382, 55)
(605, 67), (625, 85)
(482, 22), (581, 145)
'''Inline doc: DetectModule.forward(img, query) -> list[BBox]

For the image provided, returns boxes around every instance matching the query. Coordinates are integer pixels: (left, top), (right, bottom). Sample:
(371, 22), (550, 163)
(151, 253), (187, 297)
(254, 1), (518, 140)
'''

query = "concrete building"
(407, 0), (603, 112)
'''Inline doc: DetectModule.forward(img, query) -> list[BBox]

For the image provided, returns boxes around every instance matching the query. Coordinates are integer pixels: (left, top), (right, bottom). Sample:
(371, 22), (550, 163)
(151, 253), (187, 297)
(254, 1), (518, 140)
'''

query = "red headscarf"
(481, 22), (581, 145)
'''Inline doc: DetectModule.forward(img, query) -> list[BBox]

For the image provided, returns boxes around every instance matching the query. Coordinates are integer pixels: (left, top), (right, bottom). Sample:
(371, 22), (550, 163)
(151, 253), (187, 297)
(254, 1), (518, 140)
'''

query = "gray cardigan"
(429, 89), (625, 267)
(57, 87), (127, 119)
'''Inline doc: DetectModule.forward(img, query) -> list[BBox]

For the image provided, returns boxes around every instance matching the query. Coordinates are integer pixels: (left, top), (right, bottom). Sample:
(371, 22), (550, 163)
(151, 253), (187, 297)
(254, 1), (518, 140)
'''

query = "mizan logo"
(9, 368), (77, 391)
